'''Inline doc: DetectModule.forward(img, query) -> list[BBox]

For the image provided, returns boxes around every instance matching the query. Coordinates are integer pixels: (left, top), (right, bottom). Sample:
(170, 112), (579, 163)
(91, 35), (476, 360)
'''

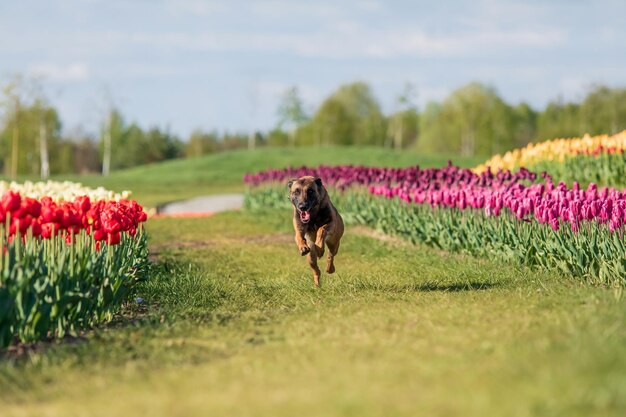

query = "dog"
(288, 176), (344, 287)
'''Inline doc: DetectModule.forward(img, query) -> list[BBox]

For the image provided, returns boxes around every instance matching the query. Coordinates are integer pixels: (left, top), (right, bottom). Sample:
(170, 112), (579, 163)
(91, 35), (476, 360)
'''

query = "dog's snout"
(298, 202), (308, 210)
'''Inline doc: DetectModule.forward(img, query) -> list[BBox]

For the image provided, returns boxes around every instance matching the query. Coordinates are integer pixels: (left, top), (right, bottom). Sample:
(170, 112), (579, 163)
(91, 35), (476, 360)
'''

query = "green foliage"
(265, 128), (290, 147)
(4, 74), (626, 175)
(530, 151), (626, 188)
(0, 229), (149, 347)
(309, 97), (356, 146)
(101, 110), (184, 171)
(0, 102), (63, 176)
(580, 86), (626, 136)
(246, 186), (626, 288)
(276, 86), (309, 147)
(537, 100), (582, 140)
(301, 82), (386, 147)
(387, 83), (419, 149)
(511, 102), (538, 147)
(185, 130), (219, 157)
(536, 86), (626, 141)
(387, 107), (419, 149)
(418, 82), (521, 156)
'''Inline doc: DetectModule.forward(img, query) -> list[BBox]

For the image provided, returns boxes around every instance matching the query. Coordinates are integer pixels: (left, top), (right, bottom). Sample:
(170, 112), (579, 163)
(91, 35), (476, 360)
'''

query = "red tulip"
(92, 229), (105, 242)
(107, 231), (121, 245)
(2, 191), (21, 213)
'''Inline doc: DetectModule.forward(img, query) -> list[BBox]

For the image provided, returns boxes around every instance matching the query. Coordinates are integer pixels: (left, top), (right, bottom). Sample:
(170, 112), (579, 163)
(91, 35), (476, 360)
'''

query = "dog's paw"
(326, 263), (335, 274)
(299, 245), (310, 256)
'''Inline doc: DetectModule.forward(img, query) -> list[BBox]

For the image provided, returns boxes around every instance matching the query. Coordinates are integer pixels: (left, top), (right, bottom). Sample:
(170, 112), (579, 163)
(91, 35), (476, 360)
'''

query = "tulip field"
(1, 145), (625, 417)
(245, 156), (626, 288)
(0, 181), (148, 347)
(476, 129), (626, 186)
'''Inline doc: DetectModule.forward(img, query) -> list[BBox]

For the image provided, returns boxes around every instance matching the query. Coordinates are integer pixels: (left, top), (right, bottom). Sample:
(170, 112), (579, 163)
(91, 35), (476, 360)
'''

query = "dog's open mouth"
(299, 210), (311, 223)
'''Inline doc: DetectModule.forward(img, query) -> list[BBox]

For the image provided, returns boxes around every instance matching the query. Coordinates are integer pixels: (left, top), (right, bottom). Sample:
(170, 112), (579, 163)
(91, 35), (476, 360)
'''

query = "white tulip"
(0, 180), (132, 202)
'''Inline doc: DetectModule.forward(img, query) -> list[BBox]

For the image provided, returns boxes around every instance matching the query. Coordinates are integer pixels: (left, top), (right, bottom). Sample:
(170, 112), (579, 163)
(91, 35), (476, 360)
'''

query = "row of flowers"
(474, 130), (626, 173)
(244, 163), (538, 190)
(369, 176), (626, 233)
(1, 190), (147, 245)
(247, 163), (626, 234)
(0, 180), (131, 202)
(0, 181), (149, 347)
(245, 164), (626, 287)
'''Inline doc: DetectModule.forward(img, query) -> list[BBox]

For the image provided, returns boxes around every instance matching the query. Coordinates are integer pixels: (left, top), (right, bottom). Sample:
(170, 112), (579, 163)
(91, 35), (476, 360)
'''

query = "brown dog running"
(288, 176), (344, 286)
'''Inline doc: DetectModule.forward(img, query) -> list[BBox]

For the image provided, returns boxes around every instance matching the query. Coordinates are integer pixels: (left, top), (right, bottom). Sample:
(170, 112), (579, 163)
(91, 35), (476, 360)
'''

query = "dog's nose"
(298, 203), (307, 210)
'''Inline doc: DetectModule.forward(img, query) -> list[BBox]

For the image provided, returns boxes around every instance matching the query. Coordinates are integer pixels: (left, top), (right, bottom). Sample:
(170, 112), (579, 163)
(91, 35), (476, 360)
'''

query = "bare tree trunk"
(11, 98), (19, 180)
(102, 112), (111, 176)
(39, 118), (50, 179)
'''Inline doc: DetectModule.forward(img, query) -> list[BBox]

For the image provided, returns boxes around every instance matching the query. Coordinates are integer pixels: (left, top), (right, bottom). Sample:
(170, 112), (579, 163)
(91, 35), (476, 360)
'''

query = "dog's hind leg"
(306, 234), (322, 286)
(325, 238), (340, 274)
(307, 251), (322, 286)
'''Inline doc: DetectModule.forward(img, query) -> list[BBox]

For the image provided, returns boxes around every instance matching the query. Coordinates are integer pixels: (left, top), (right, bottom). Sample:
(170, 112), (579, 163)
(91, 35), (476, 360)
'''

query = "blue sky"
(1, 0), (625, 137)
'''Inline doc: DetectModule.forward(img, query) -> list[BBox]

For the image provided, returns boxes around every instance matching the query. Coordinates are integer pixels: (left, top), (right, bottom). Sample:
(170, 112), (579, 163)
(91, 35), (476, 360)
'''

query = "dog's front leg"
(314, 223), (331, 257)
(293, 218), (310, 256)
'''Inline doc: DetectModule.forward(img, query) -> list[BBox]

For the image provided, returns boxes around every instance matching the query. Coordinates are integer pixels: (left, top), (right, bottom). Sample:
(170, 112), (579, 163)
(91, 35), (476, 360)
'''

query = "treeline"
(269, 82), (626, 157)
(2, 76), (626, 177)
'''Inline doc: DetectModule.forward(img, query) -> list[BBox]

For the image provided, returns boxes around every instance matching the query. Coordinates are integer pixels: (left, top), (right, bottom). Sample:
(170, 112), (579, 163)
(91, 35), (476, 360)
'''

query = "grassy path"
(1, 210), (625, 416)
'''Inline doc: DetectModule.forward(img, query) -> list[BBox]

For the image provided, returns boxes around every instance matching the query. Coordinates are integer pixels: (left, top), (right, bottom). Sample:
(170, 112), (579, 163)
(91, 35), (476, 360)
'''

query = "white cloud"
(248, 1), (344, 20)
(116, 25), (566, 59)
(29, 62), (90, 82)
(163, 0), (229, 17)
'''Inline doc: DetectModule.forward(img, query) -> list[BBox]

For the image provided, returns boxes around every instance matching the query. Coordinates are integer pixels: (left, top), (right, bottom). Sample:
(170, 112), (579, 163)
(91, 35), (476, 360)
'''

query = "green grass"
(50, 147), (484, 208)
(1, 210), (624, 417)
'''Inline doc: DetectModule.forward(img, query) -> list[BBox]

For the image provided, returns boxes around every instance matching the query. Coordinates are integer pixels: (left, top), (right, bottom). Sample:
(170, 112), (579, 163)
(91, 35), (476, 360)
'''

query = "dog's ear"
(287, 179), (295, 189)
(315, 177), (323, 188)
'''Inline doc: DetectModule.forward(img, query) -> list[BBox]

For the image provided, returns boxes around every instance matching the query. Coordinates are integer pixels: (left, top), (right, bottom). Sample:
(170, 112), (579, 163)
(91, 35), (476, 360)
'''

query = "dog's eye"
(307, 189), (314, 195)
(294, 189), (300, 195)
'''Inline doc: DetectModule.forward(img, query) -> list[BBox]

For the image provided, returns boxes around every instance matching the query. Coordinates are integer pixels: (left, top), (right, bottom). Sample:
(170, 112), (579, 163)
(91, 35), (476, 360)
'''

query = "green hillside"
(55, 147), (484, 208)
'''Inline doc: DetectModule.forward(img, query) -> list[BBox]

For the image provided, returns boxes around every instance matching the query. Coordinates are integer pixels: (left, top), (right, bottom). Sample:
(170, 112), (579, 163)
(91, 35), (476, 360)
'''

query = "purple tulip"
(247, 163), (626, 235)
(550, 218), (560, 231)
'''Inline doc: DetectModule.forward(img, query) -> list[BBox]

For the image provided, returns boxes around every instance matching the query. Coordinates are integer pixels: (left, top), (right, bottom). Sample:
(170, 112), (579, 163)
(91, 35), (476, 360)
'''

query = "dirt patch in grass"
(348, 225), (410, 246)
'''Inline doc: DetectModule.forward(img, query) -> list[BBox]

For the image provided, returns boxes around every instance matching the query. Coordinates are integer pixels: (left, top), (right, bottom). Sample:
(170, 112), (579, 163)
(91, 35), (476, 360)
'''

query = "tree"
(66, 128), (100, 173)
(306, 82), (385, 146)
(1, 75), (30, 179)
(580, 85), (626, 135)
(99, 109), (126, 172)
(511, 102), (538, 147)
(0, 76), (62, 177)
(311, 97), (355, 146)
(332, 82), (386, 146)
(417, 101), (456, 154)
(143, 127), (183, 162)
(98, 87), (124, 176)
(418, 83), (514, 156)
(388, 82), (418, 149)
(276, 86), (309, 146)
(186, 129), (218, 157)
(537, 99), (581, 140)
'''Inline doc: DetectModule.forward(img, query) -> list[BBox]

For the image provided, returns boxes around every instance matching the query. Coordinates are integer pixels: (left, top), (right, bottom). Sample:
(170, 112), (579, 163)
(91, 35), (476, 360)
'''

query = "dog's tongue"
(300, 210), (310, 222)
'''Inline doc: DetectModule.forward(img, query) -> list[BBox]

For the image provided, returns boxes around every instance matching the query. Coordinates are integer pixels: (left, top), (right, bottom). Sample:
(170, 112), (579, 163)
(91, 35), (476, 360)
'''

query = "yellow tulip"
(474, 130), (626, 172)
